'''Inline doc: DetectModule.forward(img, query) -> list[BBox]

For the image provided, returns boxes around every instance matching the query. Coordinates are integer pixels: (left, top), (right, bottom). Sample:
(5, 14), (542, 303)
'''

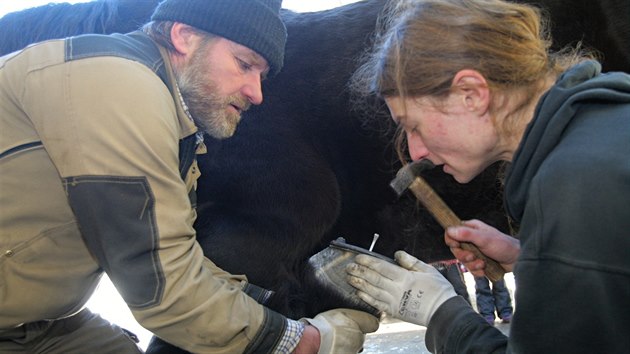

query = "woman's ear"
(170, 22), (198, 56)
(452, 69), (490, 115)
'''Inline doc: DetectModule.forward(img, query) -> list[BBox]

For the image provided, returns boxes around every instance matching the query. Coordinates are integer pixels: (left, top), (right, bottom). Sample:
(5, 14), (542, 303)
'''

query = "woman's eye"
(406, 124), (418, 134)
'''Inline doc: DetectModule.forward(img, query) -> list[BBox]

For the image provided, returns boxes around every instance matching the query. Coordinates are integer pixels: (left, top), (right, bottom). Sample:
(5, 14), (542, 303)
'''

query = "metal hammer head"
(390, 159), (435, 197)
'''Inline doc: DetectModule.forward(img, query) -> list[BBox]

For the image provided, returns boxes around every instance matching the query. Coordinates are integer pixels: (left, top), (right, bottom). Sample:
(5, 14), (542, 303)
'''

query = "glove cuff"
(425, 287), (458, 324)
(299, 317), (333, 354)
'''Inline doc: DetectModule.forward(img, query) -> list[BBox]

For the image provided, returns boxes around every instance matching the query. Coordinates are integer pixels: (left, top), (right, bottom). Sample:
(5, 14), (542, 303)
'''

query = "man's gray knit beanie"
(151, 0), (287, 76)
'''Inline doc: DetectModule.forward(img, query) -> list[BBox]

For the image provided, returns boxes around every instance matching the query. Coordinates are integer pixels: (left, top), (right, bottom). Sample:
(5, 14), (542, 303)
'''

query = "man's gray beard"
(175, 50), (243, 139)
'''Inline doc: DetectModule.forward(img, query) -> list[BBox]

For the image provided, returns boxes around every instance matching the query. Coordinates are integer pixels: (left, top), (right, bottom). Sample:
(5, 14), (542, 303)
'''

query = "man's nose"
(242, 74), (263, 105)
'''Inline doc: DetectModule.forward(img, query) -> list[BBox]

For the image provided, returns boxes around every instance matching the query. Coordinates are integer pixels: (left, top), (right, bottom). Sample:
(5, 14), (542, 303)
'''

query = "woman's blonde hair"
(351, 0), (590, 160)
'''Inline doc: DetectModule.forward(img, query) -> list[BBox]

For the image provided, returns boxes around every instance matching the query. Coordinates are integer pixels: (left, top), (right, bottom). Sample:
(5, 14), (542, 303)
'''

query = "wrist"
(505, 238), (520, 271)
(421, 286), (458, 326)
(292, 324), (320, 354)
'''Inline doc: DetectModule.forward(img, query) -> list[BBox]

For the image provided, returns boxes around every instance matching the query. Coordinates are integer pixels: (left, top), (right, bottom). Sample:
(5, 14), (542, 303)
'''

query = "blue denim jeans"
(474, 276), (513, 320)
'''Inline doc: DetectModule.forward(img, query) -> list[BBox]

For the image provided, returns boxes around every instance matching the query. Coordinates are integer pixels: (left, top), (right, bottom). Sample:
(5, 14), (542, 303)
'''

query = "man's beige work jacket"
(0, 32), (286, 353)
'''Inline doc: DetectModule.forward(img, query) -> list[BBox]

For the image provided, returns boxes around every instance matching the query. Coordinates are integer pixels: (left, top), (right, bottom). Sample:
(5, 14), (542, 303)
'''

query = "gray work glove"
(346, 250), (457, 327)
(300, 308), (379, 354)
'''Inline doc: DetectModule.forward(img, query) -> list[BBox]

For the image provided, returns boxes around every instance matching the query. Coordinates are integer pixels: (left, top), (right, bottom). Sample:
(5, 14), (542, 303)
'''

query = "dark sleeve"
(426, 296), (507, 354)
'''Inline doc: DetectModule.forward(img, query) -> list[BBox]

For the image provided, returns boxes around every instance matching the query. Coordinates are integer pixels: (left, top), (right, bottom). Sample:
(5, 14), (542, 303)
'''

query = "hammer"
(390, 160), (505, 282)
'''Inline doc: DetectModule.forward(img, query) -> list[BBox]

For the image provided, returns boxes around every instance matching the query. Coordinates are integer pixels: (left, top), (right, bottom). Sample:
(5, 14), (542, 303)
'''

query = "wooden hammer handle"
(408, 177), (506, 282)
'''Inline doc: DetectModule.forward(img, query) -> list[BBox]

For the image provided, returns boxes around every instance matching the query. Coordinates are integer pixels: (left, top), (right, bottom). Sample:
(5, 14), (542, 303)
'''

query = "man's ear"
(452, 69), (490, 115)
(170, 22), (198, 56)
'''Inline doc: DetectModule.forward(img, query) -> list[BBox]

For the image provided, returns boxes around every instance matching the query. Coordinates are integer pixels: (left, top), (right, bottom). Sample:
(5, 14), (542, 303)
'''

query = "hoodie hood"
(504, 60), (630, 222)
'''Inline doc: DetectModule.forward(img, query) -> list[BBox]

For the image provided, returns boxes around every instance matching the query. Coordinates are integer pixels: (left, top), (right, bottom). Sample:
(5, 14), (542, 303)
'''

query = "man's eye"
(236, 58), (253, 71)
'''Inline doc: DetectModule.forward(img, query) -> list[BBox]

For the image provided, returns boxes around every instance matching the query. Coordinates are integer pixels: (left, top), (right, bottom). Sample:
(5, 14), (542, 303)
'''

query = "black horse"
(1, 0), (627, 352)
(192, 0), (512, 319)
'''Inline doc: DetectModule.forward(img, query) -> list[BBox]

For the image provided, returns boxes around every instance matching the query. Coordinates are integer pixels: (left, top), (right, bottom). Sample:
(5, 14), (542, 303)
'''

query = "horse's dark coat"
(1, 0), (627, 352)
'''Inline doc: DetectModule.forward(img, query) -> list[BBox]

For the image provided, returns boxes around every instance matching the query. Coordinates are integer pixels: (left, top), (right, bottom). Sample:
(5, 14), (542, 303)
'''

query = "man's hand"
(445, 219), (520, 277)
(299, 308), (379, 354)
(346, 251), (457, 327)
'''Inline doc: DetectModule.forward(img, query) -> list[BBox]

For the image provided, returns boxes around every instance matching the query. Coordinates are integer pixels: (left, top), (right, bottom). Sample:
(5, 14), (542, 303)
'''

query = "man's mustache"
(229, 97), (251, 113)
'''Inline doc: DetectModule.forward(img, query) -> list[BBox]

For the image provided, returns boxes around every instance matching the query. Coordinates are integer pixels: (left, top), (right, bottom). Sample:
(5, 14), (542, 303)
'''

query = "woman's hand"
(445, 219), (520, 277)
(346, 251), (457, 327)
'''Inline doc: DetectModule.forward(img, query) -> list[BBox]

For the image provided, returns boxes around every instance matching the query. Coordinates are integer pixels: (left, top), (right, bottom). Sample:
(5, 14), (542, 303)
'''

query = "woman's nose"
(407, 133), (429, 161)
